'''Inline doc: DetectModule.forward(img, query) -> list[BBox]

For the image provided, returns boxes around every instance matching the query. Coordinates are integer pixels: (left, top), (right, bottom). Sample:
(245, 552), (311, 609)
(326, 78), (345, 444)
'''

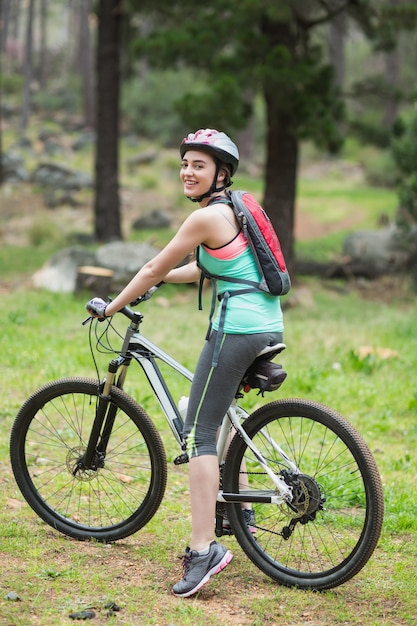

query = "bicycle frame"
(92, 308), (295, 505)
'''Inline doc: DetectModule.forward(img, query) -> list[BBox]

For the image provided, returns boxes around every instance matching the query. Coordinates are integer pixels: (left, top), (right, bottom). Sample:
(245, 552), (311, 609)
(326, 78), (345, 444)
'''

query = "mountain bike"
(9, 292), (384, 591)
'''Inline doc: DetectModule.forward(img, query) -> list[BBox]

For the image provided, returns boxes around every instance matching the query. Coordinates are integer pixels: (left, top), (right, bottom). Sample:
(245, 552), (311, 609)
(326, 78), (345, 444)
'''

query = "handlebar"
(82, 281), (164, 326)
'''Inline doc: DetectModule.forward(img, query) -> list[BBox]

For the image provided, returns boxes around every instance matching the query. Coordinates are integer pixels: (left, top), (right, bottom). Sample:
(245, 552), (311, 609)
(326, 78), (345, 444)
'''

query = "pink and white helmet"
(180, 128), (239, 176)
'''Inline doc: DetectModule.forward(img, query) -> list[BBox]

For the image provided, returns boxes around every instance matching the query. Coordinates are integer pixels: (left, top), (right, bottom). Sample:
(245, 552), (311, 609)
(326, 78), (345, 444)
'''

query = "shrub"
(121, 69), (199, 146)
(390, 106), (417, 225)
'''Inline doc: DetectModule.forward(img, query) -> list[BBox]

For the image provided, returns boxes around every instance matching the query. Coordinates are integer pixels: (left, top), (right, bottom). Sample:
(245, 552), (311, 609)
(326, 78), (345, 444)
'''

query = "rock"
(1, 152), (29, 182)
(343, 226), (411, 273)
(71, 131), (95, 151)
(14, 136), (33, 150)
(42, 139), (65, 155)
(126, 148), (158, 171)
(69, 609), (95, 620)
(32, 247), (96, 293)
(95, 241), (160, 284)
(5, 591), (21, 601)
(132, 209), (172, 230)
(32, 242), (162, 293)
(31, 162), (93, 208)
(32, 163), (93, 191)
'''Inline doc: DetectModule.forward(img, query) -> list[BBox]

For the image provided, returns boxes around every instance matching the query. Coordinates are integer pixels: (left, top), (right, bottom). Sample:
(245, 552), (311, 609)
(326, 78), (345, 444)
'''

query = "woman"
(86, 129), (284, 597)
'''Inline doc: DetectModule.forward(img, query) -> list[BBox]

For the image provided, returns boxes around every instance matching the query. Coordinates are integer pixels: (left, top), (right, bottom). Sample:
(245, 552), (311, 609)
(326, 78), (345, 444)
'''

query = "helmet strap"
(186, 161), (232, 203)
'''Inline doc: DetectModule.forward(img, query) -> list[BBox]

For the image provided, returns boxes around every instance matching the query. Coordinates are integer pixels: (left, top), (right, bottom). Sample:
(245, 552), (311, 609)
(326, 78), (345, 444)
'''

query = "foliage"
(129, 0), (346, 144)
(390, 105), (417, 225)
(122, 69), (204, 146)
(1, 73), (24, 95)
(32, 85), (81, 116)
(125, 0), (376, 268)
(358, 146), (397, 188)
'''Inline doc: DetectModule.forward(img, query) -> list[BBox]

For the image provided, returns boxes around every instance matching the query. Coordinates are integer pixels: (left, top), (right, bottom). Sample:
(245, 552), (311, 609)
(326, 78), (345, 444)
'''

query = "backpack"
(197, 191), (291, 366)
(231, 190), (291, 296)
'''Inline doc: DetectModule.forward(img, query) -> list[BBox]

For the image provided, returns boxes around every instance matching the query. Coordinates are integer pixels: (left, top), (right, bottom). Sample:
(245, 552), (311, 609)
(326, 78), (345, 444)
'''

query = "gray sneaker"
(172, 541), (233, 598)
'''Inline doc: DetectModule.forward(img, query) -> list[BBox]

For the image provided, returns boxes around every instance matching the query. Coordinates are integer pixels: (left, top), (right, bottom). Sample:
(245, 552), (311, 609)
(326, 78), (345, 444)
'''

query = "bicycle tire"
(10, 377), (167, 542)
(223, 398), (384, 590)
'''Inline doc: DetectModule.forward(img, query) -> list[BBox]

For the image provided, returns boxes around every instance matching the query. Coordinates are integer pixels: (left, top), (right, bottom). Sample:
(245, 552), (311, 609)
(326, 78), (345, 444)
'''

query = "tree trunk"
(0, 0), (4, 185)
(383, 0), (400, 128)
(79, 0), (95, 128)
(259, 16), (299, 280)
(262, 97), (298, 280)
(94, 0), (122, 242)
(328, 1), (346, 88)
(19, 0), (35, 133)
(10, 0), (21, 41)
(383, 47), (400, 128)
(1, 0), (12, 52)
(38, 0), (48, 89)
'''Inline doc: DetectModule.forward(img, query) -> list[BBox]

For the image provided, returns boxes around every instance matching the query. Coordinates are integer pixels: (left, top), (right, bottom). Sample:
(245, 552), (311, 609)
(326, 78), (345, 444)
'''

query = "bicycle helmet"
(180, 129), (239, 175)
(180, 129), (239, 202)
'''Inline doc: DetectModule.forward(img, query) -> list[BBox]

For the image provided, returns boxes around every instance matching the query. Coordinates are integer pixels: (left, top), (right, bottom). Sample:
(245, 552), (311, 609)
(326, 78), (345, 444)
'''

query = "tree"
(19, 0), (35, 133)
(391, 107), (417, 226)
(328, 0), (347, 88)
(37, 0), (48, 89)
(78, 0), (95, 128)
(127, 0), (377, 276)
(94, 0), (123, 242)
(0, 0), (7, 184)
(346, 1), (417, 147)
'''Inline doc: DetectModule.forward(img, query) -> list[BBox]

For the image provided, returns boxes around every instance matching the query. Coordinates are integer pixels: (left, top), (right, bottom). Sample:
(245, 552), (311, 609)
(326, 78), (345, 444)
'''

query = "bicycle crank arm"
(218, 491), (288, 505)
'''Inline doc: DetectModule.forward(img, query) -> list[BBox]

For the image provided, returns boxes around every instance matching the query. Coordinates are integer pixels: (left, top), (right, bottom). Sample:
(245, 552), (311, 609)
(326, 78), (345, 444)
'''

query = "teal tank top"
(198, 242), (283, 334)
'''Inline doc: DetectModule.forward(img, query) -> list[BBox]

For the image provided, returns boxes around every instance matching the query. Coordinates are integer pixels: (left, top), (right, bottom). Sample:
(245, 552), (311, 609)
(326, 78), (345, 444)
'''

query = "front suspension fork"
(76, 359), (122, 472)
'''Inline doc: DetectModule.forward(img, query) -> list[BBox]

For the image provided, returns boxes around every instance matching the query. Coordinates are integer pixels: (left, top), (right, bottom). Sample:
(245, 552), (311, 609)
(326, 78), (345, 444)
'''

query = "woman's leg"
(173, 331), (283, 596)
(188, 455), (219, 551)
(184, 331), (283, 545)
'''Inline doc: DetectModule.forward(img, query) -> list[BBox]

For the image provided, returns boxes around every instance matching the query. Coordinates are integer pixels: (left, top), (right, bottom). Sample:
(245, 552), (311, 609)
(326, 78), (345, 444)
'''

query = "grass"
(0, 276), (416, 625)
(1, 135), (416, 624)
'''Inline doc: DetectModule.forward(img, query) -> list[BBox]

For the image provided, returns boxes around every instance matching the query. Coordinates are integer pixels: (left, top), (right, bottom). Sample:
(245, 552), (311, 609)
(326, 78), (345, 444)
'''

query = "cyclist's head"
(180, 129), (239, 202)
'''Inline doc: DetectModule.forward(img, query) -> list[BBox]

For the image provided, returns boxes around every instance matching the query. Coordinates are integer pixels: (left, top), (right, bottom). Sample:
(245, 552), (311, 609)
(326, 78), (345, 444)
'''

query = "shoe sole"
(172, 550), (233, 598)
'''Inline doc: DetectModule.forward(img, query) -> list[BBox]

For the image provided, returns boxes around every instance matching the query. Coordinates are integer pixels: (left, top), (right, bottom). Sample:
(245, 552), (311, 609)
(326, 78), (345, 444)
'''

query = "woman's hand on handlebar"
(85, 297), (108, 320)
(86, 282), (164, 319)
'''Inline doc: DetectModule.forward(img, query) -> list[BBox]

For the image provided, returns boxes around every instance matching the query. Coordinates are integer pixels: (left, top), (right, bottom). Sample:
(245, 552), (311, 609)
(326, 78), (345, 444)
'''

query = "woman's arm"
(104, 210), (212, 316)
(164, 260), (200, 284)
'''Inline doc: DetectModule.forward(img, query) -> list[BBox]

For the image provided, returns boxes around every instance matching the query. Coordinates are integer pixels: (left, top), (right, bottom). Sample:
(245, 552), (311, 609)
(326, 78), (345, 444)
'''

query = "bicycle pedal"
(173, 452), (189, 465)
(215, 527), (233, 537)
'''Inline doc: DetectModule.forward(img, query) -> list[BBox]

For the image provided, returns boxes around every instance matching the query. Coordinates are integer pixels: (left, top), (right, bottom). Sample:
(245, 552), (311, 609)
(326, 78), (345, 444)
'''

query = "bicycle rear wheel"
(10, 377), (167, 542)
(223, 399), (384, 590)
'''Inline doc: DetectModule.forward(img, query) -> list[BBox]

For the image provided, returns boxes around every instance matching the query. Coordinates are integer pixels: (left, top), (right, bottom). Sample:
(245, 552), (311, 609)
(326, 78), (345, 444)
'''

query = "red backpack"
(198, 191), (291, 295)
(229, 190), (290, 295)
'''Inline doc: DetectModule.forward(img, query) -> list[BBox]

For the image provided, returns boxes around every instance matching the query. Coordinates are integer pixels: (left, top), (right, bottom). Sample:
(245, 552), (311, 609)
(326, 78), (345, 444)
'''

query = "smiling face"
(180, 149), (224, 202)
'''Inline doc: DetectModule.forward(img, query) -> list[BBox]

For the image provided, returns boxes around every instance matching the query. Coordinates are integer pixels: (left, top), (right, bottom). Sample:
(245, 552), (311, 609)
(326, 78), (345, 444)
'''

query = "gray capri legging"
(183, 329), (283, 458)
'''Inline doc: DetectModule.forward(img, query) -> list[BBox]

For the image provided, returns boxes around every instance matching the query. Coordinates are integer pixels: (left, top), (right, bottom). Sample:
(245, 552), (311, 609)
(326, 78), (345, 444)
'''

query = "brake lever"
(130, 282), (164, 307)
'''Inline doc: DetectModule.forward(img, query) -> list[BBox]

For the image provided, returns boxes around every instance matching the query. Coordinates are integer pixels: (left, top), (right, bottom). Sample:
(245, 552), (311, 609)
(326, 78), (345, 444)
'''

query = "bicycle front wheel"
(10, 377), (167, 542)
(223, 399), (384, 590)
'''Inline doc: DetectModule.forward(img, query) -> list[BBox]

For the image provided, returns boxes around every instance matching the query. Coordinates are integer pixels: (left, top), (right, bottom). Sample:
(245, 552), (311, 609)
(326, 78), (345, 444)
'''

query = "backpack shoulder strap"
(207, 195), (233, 207)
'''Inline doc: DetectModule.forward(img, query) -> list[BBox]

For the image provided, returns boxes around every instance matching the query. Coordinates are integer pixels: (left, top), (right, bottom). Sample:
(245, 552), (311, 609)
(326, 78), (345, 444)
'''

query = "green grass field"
(0, 141), (416, 624)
